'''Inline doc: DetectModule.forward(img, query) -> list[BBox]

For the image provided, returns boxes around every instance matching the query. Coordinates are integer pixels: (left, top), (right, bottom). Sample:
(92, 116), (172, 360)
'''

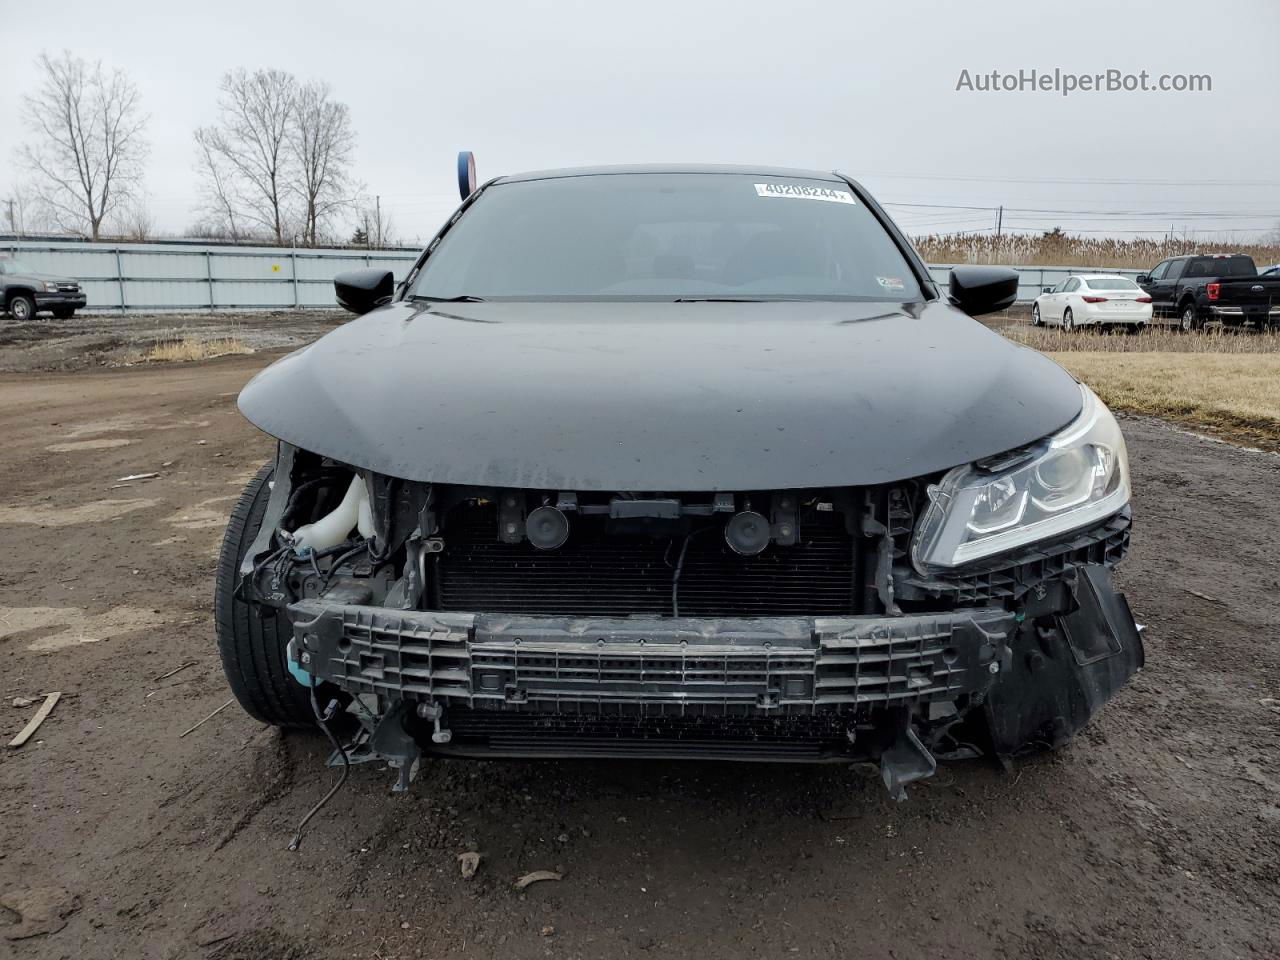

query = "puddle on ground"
(167, 495), (235, 530)
(0, 605), (167, 652)
(45, 438), (139, 452)
(0, 499), (159, 527)
(60, 415), (211, 439)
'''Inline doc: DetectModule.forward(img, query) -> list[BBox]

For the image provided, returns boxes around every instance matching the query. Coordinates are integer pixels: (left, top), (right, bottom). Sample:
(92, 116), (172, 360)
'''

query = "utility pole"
(375, 195), (381, 249)
(5, 198), (14, 234)
(995, 205), (1003, 242)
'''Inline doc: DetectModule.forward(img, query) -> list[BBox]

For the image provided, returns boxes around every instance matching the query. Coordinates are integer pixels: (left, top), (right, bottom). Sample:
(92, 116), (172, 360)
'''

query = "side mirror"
(949, 266), (1019, 317)
(334, 268), (394, 315)
(1135, 274), (1151, 285)
(1042, 285), (1054, 294)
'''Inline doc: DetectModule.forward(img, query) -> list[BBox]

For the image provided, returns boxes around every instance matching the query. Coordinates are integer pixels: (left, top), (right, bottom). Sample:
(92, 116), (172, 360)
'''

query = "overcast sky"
(2, 0), (1277, 244)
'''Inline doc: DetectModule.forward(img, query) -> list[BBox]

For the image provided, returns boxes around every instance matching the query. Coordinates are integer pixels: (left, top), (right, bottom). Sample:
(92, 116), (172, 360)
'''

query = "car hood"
(239, 300), (1082, 490)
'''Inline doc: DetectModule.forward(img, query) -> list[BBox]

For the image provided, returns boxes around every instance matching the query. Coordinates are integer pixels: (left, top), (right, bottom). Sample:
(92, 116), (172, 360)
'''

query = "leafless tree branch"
(17, 51), (149, 239)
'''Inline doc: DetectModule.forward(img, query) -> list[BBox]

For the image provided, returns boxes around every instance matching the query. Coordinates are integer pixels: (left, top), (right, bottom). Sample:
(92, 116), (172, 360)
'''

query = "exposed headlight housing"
(911, 384), (1129, 572)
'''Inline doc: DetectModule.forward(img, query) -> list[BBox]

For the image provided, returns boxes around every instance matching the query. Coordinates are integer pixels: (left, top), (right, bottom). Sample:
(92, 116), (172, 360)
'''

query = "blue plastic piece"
(285, 640), (314, 687)
(457, 151), (476, 200)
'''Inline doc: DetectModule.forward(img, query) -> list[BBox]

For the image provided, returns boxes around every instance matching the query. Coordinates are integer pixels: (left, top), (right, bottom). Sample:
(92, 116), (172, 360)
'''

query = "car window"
(1148, 261), (1168, 281)
(1165, 260), (1185, 280)
(408, 173), (923, 301)
(0, 259), (35, 275)
(1086, 278), (1140, 291)
(1064, 278), (1080, 292)
(1212, 256), (1258, 277)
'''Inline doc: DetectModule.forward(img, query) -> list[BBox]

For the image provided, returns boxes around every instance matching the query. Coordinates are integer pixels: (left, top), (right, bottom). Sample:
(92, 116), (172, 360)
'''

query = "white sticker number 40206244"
(754, 183), (856, 204)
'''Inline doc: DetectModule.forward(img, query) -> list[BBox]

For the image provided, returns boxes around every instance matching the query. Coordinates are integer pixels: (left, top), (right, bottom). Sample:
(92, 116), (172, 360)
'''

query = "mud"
(0, 353), (1276, 959)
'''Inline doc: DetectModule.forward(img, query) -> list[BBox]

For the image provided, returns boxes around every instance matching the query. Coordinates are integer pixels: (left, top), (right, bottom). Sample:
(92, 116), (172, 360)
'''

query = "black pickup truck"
(1137, 254), (1280, 331)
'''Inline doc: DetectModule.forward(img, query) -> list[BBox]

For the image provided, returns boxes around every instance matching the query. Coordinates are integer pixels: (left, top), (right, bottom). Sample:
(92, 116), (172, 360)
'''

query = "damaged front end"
(237, 431), (1143, 800)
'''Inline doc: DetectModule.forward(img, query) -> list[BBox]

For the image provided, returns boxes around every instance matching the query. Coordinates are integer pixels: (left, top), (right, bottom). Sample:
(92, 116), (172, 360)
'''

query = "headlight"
(911, 384), (1129, 572)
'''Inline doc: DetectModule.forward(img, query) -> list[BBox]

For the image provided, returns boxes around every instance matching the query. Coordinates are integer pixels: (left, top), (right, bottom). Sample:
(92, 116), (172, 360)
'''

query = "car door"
(1151, 260), (1184, 317)
(1139, 261), (1165, 315)
(1060, 278), (1080, 323)
(1044, 280), (1066, 321)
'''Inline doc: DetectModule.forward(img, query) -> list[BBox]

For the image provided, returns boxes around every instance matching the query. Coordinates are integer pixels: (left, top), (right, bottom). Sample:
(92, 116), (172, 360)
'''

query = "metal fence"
(3, 236), (1145, 312)
(2, 237), (419, 312)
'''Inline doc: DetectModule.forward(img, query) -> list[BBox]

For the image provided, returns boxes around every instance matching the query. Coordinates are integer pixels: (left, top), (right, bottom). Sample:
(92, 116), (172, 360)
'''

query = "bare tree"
(193, 128), (245, 241)
(111, 199), (154, 241)
(194, 69), (298, 244)
(292, 81), (356, 246)
(3, 183), (49, 236)
(17, 51), (149, 239)
(356, 195), (397, 249)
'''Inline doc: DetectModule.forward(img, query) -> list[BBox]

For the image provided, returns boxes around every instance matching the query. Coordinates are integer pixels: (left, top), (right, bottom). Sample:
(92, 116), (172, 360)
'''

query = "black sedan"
(214, 165), (1142, 802)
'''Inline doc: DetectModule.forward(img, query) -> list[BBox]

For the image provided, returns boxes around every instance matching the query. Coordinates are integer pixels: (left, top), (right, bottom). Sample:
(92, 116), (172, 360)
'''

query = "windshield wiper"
(410, 294), (487, 303)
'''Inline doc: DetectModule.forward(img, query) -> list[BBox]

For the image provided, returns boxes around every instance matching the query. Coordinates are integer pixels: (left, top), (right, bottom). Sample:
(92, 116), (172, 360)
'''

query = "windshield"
(1086, 278), (1139, 291)
(0, 259), (35, 275)
(407, 173), (922, 301)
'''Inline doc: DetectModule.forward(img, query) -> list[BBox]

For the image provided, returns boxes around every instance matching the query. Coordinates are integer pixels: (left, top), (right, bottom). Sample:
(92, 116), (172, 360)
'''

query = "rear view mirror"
(334, 268), (394, 315)
(1136, 274), (1151, 284)
(948, 266), (1019, 317)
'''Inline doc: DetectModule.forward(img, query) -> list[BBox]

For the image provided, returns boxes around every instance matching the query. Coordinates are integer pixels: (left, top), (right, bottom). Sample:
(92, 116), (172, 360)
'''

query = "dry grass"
(915, 232), (1280, 270)
(1002, 323), (1280, 448)
(1007, 326), (1280, 354)
(1048, 352), (1280, 451)
(137, 335), (252, 363)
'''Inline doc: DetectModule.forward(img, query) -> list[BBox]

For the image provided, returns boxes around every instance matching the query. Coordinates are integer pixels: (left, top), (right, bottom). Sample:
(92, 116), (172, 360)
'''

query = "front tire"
(1031, 304), (1042, 327)
(214, 463), (320, 729)
(7, 294), (35, 322)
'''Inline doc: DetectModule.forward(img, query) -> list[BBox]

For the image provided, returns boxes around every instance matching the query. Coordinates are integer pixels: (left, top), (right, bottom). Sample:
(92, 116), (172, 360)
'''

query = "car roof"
(497, 163), (845, 184)
(1076, 274), (1136, 280)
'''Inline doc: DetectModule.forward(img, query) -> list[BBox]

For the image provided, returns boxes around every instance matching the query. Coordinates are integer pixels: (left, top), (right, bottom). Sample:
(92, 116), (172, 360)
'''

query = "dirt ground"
(1, 332), (1278, 959)
(0, 311), (343, 373)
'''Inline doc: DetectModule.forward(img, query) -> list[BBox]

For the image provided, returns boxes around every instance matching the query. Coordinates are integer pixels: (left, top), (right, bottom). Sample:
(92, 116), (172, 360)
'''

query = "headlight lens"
(911, 384), (1129, 572)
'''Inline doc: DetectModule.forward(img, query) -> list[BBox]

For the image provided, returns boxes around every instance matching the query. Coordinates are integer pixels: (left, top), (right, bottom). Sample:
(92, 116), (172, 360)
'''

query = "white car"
(1032, 275), (1153, 331)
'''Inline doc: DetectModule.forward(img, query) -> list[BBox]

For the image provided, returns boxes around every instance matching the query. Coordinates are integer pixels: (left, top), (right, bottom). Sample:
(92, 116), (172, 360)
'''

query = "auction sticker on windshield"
(754, 182), (856, 203)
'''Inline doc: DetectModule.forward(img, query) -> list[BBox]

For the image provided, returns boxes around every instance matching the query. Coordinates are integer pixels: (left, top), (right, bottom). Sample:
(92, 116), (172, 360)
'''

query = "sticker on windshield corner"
(754, 182), (856, 204)
(876, 276), (905, 291)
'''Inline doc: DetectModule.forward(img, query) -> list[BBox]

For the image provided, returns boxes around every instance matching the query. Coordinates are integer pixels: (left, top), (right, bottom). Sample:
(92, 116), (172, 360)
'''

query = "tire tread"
(214, 463), (316, 728)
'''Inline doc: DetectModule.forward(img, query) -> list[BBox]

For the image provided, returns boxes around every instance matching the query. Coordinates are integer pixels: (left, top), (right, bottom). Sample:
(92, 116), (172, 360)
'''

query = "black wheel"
(1063, 308), (1075, 331)
(1031, 304), (1042, 326)
(215, 463), (323, 728)
(7, 294), (35, 322)
(1180, 303), (1201, 332)
(52, 308), (75, 320)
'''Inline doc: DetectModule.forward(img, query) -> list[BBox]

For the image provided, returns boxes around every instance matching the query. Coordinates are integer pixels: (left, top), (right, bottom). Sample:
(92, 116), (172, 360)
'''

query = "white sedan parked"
(1032, 275), (1153, 331)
